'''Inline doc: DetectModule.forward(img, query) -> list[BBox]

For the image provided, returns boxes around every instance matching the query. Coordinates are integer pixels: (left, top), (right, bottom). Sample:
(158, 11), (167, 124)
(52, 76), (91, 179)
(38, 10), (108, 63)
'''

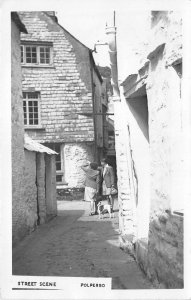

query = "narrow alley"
(12, 199), (153, 290)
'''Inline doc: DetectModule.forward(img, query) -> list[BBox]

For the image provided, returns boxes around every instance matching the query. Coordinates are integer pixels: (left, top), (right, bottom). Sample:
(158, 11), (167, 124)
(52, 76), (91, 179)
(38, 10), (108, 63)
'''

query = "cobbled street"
(13, 200), (153, 289)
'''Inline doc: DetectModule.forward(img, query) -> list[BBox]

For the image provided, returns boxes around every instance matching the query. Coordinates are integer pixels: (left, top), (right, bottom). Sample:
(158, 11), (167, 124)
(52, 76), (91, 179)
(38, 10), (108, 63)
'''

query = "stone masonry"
(64, 143), (94, 188)
(11, 13), (57, 246)
(118, 11), (183, 288)
(19, 11), (93, 143)
(11, 15), (28, 245)
(145, 11), (183, 288)
(19, 11), (106, 189)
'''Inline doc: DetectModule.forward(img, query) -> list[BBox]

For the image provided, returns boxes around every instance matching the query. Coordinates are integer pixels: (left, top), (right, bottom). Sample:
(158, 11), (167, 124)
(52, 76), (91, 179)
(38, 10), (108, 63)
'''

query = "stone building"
(108, 11), (184, 288)
(18, 11), (108, 193)
(11, 12), (57, 246)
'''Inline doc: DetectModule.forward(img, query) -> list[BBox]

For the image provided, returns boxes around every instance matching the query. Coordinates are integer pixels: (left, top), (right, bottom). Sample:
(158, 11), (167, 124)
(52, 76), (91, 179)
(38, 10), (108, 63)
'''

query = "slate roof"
(11, 12), (27, 33)
(24, 134), (57, 155)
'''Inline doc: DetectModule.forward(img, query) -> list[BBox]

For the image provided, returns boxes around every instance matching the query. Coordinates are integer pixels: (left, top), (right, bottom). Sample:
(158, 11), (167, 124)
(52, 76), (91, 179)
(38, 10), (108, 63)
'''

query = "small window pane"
(21, 46), (23, 63)
(56, 162), (61, 171)
(40, 47), (50, 64)
(25, 46), (37, 63)
(55, 144), (60, 153)
(56, 175), (63, 182)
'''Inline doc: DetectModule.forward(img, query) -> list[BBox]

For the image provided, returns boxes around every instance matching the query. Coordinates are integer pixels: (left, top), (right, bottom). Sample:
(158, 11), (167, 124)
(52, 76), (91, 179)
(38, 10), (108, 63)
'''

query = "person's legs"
(90, 200), (94, 214)
(107, 195), (114, 212)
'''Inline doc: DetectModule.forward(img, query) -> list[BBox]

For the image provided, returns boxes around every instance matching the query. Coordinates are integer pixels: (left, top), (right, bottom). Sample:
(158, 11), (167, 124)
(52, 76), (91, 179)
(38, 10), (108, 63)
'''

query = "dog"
(97, 201), (114, 219)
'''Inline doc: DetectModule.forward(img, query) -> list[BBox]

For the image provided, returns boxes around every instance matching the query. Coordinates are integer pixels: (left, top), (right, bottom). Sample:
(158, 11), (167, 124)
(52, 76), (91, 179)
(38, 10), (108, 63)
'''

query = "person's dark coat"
(101, 165), (114, 188)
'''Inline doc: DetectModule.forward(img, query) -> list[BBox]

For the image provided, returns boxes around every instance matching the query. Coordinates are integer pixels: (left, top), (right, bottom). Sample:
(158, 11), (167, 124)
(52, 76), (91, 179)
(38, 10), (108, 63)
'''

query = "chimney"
(45, 11), (58, 23)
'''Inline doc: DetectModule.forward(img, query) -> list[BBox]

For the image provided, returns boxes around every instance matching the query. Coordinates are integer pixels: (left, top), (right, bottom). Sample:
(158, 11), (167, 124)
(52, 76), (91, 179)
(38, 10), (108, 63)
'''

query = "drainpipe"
(105, 11), (120, 100)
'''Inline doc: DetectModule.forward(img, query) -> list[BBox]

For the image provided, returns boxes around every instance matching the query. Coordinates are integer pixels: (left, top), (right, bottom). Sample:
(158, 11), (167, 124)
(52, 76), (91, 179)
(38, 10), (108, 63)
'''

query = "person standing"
(81, 161), (100, 216)
(100, 158), (115, 212)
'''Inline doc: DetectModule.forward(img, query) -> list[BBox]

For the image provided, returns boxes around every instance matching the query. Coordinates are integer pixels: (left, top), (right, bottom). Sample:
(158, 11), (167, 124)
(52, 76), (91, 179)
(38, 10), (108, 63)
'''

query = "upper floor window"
(21, 44), (53, 66)
(23, 92), (41, 126)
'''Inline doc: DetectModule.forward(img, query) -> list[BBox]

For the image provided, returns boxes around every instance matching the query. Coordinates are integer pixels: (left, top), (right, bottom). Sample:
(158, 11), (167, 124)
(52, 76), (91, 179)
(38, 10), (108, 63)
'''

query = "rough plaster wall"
(23, 150), (38, 233)
(145, 19), (183, 286)
(63, 143), (94, 188)
(119, 11), (183, 288)
(11, 20), (26, 245)
(148, 11), (182, 64)
(19, 11), (94, 143)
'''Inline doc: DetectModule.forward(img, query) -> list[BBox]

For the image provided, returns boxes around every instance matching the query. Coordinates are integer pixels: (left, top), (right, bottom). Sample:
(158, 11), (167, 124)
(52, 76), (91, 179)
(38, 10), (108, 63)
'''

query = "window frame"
(44, 143), (66, 185)
(23, 91), (41, 128)
(21, 43), (53, 66)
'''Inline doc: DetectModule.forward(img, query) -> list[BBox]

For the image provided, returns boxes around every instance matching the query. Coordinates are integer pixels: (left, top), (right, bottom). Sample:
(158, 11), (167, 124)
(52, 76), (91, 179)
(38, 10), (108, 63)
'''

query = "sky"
(56, 1), (151, 81)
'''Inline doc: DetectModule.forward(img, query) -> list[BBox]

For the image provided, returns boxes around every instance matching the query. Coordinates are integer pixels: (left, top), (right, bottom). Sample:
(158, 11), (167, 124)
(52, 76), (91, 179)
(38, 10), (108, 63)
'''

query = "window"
(21, 45), (24, 63)
(56, 175), (63, 183)
(23, 92), (40, 126)
(21, 44), (53, 65)
(44, 143), (66, 184)
(40, 47), (51, 64)
(26, 46), (37, 64)
(54, 144), (62, 171)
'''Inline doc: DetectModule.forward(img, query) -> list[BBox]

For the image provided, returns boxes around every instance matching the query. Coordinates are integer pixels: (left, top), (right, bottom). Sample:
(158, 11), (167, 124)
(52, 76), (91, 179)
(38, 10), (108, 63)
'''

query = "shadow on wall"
(128, 96), (149, 142)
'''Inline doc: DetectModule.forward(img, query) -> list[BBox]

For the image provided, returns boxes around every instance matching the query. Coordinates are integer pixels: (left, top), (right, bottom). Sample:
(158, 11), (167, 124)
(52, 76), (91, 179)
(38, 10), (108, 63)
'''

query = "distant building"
(11, 12), (57, 246)
(97, 65), (116, 175)
(18, 11), (108, 194)
(112, 11), (184, 288)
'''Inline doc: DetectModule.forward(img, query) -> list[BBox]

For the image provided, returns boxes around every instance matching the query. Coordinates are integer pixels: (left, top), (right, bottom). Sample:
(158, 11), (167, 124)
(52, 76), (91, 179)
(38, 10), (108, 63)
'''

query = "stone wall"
(63, 142), (94, 188)
(23, 150), (38, 233)
(113, 100), (136, 247)
(146, 44), (183, 288)
(147, 212), (183, 288)
(19, 11), (103, 145)
(11, 19), (26, 246)
(120, 11), (183, 288)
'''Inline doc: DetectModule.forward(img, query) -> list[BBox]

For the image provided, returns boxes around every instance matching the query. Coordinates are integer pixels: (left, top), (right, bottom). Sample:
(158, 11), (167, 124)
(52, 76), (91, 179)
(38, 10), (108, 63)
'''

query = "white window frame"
(23, 92), (41, 127)
(21, 44), (53, 66)
(44, 143), (65, 184)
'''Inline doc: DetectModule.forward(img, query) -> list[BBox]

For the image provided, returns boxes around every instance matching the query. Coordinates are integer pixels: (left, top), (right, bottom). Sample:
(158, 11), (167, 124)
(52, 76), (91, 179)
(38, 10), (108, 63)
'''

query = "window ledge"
(24, 126), (46, 130)
(22, 64), (55, 69)
(56, 182), (68, 186)
(172, 210), (184, 217)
